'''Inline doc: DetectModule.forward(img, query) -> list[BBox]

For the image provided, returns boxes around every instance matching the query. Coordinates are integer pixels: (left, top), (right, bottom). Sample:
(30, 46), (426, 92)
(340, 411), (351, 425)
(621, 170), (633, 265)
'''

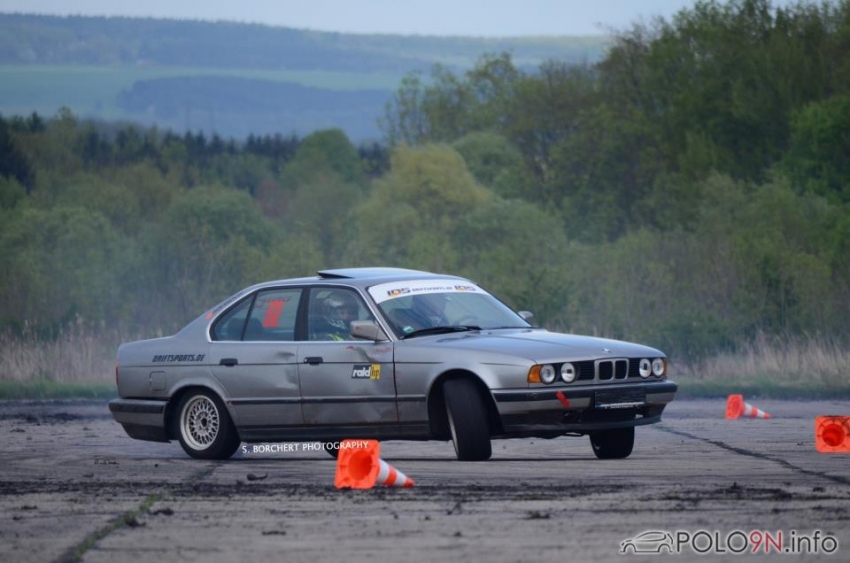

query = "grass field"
(0, 64), (405, 122)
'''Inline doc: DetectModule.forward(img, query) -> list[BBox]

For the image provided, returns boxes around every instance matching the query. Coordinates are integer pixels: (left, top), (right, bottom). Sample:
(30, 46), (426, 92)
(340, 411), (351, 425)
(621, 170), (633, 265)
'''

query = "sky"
(0, 0), (719, 37)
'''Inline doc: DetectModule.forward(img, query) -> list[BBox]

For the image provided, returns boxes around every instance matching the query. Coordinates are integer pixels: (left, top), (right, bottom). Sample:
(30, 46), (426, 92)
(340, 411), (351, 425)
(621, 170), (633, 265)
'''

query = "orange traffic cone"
(815, 416), (850, 453)
(725, 394), (771, 420)
(334, 439), (414, 489)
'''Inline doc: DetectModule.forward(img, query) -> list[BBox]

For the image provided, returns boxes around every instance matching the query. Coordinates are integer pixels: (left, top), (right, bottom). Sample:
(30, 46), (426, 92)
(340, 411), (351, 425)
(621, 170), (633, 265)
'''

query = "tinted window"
(307, 287), (375, 341)
(367, 279), (529, 337)
(245, 289), (301, 341)
(212, 288), (301, 341)
(212, 297), (252, 341)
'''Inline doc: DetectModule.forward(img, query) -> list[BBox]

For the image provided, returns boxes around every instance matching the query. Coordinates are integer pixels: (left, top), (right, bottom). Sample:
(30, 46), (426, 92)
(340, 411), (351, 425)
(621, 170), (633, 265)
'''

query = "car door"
(208, 287), (304, 428)
(298, 286), (396, 427)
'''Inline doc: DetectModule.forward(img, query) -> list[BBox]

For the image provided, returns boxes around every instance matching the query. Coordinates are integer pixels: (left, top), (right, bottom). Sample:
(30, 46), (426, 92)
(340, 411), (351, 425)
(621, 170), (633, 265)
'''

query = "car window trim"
(209, 286), (305, 343)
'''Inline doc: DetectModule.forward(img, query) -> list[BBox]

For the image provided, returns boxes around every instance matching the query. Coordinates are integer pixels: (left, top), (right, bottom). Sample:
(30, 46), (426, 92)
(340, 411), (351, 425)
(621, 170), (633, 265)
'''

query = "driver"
(323, 292), (360, 339)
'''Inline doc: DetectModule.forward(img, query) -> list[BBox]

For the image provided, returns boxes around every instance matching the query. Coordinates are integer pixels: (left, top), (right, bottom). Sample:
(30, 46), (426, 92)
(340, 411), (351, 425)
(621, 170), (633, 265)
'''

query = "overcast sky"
(0, 0), (726, 36)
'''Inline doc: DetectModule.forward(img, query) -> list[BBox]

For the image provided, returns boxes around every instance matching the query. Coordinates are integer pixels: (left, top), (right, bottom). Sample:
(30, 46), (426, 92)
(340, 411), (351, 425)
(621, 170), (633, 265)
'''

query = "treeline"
(379, 0), (850, 358)
(0, 14), (606, 72)
(1, 0), (849, 363)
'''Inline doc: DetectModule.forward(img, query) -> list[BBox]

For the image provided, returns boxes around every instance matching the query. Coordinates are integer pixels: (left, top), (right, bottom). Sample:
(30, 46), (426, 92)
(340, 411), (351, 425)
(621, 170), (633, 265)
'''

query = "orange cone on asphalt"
(725, 394), (771, 420)
(334, 439), (414, 489)
(815, 416), (850, 453)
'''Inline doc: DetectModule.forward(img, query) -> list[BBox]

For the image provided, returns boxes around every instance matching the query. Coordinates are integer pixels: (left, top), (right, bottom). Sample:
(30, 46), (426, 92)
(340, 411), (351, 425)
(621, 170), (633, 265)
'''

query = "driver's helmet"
(324, 292), (359, 330)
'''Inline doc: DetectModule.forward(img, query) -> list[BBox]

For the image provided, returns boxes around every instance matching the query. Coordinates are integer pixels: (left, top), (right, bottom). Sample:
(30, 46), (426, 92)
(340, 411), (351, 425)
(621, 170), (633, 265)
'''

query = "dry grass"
(673, 332), (850, 394)
(0, 322), (125, 384)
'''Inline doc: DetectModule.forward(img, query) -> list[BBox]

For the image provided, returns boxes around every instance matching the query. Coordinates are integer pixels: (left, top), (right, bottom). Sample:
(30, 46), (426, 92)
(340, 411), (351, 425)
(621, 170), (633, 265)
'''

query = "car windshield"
(368, 279), (531, 338)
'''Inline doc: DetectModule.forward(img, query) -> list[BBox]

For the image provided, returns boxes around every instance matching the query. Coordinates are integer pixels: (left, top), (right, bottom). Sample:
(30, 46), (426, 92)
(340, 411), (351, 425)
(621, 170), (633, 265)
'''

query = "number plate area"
(594, 388), (646, 409)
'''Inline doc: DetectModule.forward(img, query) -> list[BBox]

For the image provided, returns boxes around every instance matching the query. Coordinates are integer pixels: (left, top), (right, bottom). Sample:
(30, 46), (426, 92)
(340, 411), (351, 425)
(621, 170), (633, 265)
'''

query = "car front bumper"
(491, 380), (677, 435)
(109, 398), (169, 442)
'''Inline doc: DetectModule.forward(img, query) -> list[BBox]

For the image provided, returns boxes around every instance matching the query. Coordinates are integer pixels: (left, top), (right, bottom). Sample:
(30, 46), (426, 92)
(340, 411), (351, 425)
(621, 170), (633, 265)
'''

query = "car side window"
(212, 288), (301, 341)
(307, 288), (375, 341)
(212, 297), (253, 341)
(245, 289), (301, 341)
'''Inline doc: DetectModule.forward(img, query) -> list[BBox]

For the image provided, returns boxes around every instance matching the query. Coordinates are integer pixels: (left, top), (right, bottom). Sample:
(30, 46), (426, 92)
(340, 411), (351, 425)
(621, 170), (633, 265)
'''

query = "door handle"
(303, 356), (324, 365)
(220, 358), (238, 367)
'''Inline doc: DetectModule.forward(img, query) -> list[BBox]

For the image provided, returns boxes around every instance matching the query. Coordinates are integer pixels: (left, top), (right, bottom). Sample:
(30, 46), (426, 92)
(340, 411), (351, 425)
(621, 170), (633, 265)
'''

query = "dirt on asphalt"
(1, 398), (848, 562)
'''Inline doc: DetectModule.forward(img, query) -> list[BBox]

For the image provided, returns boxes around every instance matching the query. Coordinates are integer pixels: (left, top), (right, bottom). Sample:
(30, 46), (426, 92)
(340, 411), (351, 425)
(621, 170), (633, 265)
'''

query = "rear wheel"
(175, 390), (240, 460)
(443, 378), (492, 461)
(589, 426), (634, 459)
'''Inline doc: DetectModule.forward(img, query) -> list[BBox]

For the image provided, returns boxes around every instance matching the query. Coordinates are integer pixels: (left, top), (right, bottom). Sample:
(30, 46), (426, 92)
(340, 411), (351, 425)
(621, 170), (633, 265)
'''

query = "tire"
(443, 378), (492, 461)
(589, 426), (634, 459)
(175, 389), (240, 460)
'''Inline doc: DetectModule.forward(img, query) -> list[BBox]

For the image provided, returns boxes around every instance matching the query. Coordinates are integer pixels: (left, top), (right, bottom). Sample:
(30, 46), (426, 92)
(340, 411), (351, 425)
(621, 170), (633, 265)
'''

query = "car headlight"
(639, 358), (651, 378)
(560, 363), (576, 383)
(540, 364), (556, 384)
(652, 358), (666, 377)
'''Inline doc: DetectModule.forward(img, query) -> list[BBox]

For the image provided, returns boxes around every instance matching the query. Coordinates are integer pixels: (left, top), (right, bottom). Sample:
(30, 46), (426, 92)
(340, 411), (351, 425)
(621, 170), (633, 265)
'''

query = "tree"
(138, 186), (284, 328)
(783, 95), (850, 203)
(452, 132), (534, 199)
(0, 115), (36, 192)
(454, 199), (571, 325)
(0, 205), (127, 328)
(347, 144), (491, 269)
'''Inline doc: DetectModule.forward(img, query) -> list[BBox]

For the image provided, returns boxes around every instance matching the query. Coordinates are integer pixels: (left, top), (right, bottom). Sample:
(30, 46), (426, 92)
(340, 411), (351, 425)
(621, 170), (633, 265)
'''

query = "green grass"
(0, 379), (117, 400)
(0, 64), (404, 120)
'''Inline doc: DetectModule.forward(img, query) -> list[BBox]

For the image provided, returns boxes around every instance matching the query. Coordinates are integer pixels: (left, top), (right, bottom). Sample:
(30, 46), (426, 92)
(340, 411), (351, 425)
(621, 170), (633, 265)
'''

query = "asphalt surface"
(1, 398), (848, 562)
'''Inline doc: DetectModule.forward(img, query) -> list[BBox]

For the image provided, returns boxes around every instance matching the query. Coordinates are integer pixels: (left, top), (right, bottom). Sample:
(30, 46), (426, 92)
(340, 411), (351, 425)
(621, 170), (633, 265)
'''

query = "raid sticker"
(368, 279), (484, 304)
(262, 300), (286, 328)
(352, 364), (381, 380)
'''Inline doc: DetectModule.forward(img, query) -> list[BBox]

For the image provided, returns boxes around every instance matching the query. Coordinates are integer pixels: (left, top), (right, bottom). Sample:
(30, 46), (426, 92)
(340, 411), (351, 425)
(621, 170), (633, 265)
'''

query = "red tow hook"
(555, 391), (570, 409)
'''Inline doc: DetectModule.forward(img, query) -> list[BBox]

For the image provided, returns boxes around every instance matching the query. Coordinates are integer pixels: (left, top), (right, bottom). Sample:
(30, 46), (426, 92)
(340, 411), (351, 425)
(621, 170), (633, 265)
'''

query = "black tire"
(589, 426), (634, 459)
(174, 389), (240, 460)
(443, 378), (492, 461)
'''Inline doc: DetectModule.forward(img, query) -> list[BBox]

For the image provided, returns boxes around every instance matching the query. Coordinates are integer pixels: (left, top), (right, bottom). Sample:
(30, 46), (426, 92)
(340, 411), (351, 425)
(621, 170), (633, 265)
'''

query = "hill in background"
(0, 14), (608, 140)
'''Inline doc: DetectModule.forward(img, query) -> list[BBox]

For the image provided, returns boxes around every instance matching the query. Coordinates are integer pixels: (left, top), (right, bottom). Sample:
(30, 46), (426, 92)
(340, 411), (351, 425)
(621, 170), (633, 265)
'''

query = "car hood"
(399, 329), (663, 363)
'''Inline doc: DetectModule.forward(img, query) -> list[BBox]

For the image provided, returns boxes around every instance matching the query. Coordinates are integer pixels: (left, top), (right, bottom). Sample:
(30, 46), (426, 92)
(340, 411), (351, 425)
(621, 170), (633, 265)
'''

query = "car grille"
(552, 358), (651, 384)
(579, 358), (647, 383)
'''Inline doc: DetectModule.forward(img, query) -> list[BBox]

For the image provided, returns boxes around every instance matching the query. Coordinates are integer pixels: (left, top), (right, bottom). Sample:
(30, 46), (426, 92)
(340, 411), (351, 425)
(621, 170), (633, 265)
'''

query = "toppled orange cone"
(334, 439), (414, 489)
(816, 416), (850, 453)
(725, 394), (771, 419)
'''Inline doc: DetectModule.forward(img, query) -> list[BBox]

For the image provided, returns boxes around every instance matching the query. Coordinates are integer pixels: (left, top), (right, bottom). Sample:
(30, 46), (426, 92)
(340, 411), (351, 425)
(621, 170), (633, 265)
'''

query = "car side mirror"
(518, 311), (535, 324)
(350, 320), (389, 341)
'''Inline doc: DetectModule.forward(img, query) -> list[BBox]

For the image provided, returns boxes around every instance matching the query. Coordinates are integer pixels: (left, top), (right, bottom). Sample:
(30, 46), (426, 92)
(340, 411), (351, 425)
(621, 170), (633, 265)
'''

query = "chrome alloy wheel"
(181, 395), (220, 450)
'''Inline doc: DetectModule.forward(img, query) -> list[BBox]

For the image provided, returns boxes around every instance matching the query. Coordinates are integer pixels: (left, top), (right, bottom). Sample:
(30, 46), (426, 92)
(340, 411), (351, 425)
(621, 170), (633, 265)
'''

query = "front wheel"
(443, 378), (492, 461)
(589, 426), (634, 459)
(175, 390), (240, 460)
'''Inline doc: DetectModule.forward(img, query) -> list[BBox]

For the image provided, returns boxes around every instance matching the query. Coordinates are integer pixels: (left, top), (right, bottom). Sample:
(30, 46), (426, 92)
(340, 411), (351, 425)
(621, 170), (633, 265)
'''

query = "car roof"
(249, 268), (468, 292)
(176, 267), (473, 339)
(317, 267), (435, 279)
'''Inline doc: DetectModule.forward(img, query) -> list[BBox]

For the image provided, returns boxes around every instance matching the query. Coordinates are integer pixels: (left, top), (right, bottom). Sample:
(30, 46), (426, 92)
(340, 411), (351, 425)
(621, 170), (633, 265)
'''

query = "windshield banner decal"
(369, 280), (483, 303)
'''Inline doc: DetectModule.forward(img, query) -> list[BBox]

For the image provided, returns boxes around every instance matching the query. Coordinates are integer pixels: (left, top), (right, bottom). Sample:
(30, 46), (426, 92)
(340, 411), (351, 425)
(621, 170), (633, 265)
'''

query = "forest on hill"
(1, 0), (849, 384)
(0, 13), (604, 71)
(0, 13), (607, 139)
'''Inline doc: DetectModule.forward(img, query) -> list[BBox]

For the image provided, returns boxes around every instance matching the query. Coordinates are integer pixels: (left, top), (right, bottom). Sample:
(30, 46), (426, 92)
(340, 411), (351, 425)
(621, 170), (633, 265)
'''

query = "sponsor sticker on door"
(352, 364), (381, 380)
